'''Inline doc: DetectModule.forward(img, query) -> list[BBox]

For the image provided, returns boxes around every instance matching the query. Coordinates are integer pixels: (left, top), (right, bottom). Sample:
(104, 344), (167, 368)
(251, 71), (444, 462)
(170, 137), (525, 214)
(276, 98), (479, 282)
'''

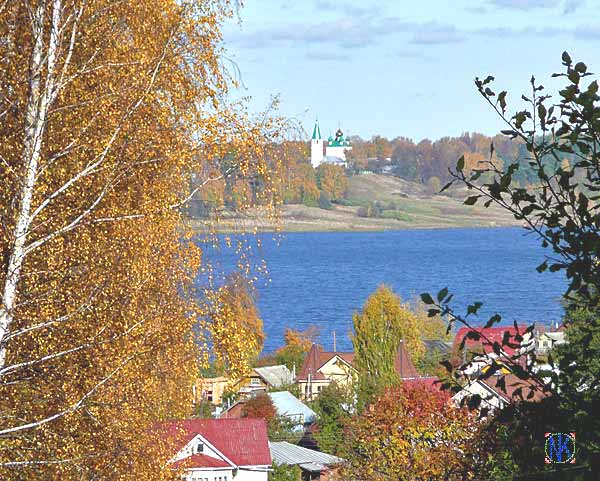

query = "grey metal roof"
(268, 391), (316, 425)
(269, 441), (343, 471)
(299, 462), (325, 472)
(254, 365), (293, 388)
(423, 340), (452, 355)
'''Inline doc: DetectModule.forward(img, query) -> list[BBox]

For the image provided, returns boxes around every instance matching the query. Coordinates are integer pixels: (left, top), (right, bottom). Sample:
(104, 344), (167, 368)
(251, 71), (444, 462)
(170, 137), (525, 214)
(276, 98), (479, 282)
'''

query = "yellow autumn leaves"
(0, 1), (285, 480)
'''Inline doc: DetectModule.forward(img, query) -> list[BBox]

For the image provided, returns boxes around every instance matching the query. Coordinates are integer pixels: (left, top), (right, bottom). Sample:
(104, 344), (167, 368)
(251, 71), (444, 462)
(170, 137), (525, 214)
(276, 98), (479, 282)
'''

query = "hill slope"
(192, 174), (519, 233)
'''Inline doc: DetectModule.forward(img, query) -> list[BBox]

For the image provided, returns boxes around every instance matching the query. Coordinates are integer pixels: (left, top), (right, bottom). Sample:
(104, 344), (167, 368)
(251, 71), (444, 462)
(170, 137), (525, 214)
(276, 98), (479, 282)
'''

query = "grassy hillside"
(191, 174), (518, 233)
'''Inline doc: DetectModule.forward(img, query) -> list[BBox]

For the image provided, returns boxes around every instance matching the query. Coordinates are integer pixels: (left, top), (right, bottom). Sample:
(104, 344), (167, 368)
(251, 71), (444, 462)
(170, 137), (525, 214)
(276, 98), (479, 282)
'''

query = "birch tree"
(0, 1), (282, 478)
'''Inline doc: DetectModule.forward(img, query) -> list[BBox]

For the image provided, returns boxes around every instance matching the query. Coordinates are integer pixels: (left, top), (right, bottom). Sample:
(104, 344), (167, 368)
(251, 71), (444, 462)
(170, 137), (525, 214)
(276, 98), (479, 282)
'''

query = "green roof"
(311, 120), (322, 140)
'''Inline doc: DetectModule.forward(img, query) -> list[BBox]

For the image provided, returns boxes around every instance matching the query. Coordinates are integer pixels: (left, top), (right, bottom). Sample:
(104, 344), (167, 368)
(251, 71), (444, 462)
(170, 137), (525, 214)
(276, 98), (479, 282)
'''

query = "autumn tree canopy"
(204, 272), (265, 379)
(258, 326), (319, 372)
(0, 1), (284, 479)
(343, 382), (478, 481)
(352, 285), (424, 406)
(315, 164), (349, 201)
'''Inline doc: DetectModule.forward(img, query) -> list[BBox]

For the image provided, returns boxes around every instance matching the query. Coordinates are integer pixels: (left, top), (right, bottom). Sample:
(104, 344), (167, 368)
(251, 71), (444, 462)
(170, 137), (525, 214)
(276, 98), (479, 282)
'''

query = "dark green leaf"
(485, 314), (502, 328)
(467, 302), (483, 315)
(437, 287), (449, 302)
(420, 293), (435, 305)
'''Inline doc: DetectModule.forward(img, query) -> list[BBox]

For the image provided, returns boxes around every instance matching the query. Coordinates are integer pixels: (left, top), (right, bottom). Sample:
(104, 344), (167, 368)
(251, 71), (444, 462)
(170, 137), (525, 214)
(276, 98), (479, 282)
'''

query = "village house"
(195, 366), (294, 408)
(452, 373), (547, 413)
(296, 345), (356, 401)
(161, 418), (271, 481)
(297, 340), (427, 400)
(451, 325), (535, 378)
(235, 365), (294, 398)
(535, 323), (566, 355)
(270, 441), (343, 481)
(220, 391), (316, 432)
(194, 377), (229, 406)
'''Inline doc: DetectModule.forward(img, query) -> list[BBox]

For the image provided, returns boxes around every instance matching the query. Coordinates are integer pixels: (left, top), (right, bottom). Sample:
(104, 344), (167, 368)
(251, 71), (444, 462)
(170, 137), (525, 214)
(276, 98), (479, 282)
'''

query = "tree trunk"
(0, 0), (61, 368)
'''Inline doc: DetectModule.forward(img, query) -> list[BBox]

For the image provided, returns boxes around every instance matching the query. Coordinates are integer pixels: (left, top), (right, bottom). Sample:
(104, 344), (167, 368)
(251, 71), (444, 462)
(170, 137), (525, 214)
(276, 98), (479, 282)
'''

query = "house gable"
(318, 355), (356, 379)
(174, 433), (235, 468)
(452, 379), (507, 412)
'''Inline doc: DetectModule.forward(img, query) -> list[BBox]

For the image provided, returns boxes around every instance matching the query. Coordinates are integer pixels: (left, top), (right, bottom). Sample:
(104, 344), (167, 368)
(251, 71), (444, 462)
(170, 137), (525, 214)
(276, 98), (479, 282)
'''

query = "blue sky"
(222, 0), (599, 140)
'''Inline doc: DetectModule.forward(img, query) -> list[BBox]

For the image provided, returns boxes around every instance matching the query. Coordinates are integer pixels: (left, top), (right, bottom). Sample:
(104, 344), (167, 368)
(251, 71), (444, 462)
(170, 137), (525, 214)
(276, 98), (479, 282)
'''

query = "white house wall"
(183, 465), (269, 481)
(185, 468), (234, 481)
(452, 381), (507, 412)
(232, 467), (270, 481)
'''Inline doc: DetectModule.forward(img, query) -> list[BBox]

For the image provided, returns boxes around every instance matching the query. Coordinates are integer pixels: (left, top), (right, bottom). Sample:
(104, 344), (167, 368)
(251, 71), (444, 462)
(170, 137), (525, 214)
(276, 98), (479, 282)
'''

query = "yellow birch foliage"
(0, 1), (283, 479)
(203, 273), (265, 380)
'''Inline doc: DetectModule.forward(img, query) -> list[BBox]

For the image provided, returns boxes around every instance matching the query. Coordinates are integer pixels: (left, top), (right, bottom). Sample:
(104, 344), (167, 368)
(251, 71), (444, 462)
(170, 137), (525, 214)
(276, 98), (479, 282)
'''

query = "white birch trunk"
(0, 0), (62, 369)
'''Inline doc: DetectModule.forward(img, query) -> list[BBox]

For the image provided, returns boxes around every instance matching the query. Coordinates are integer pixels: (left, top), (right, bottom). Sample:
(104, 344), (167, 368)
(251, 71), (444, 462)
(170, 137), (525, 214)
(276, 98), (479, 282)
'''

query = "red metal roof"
(172, 454), (231, 469)
(403, 376), (441, 389)
(296, 344), (355, 382)
(453, 326), (529, 356)
(160, 418), (271, 467)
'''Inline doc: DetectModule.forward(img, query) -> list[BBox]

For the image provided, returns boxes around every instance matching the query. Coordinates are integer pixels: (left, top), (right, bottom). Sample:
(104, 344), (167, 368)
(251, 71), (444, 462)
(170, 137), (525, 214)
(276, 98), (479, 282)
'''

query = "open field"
(190, 174), (519, 233)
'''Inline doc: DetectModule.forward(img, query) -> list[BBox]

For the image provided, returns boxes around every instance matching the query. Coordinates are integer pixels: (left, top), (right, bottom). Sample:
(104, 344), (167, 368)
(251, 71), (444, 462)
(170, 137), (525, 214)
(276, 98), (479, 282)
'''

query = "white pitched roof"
(254, 365), (293, 387)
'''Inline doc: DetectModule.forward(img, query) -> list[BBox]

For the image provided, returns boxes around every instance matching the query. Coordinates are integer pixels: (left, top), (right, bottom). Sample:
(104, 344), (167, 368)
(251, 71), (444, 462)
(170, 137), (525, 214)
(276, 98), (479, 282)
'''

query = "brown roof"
(297, 342), (419, 381)
(394, 340), (419, 379)
(220, 400), (246, 419)
(296, 344), (355, 382)
(480, 374), (548, 403)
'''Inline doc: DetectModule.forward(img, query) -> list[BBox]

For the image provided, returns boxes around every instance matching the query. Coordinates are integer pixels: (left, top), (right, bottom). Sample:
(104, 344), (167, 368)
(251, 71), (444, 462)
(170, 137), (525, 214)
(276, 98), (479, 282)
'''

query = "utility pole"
(333, 330), (337, 352)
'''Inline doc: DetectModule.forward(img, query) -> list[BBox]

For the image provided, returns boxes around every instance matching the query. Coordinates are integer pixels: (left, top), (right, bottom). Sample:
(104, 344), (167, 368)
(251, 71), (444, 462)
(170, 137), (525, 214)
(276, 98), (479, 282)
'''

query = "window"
(196, 443), (204, 454)
(317, 386), (323, 392)
(250, 377), (261, 386)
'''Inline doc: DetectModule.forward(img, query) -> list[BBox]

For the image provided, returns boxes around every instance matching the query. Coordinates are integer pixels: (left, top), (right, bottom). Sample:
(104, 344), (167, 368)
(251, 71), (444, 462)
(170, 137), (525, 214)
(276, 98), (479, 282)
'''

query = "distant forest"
(186, 132), (573, 218)
(347, 132), (547, 186)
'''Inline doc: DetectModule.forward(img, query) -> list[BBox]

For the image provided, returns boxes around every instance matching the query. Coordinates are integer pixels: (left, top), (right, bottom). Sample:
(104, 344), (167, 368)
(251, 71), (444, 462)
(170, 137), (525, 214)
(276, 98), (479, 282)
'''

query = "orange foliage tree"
(242, 393), (277, 423)
(316, 164), (349, 201)
(343, 382), (479, 481)
(0, 1), (284, 479)
(257, 326), (319, 372)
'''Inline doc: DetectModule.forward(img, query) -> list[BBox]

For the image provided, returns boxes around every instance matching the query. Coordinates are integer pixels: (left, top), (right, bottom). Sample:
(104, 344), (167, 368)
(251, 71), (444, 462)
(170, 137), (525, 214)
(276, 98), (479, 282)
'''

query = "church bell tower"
(310, 119), (324, 168)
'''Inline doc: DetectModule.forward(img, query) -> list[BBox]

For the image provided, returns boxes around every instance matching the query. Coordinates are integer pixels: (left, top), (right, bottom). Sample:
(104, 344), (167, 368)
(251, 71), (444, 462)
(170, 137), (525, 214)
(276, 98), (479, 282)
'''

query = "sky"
(222, 0), (600, 141)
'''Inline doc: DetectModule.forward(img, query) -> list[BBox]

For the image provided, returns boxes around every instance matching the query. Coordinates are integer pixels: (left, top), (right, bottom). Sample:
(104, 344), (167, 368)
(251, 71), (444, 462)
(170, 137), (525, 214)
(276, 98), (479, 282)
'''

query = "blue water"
(196, 227), (567, 353)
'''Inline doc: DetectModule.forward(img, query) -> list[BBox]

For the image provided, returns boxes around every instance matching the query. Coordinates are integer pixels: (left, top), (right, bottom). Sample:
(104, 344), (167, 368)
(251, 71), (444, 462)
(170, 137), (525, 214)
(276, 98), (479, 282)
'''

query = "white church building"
(310, 119), (351, 168)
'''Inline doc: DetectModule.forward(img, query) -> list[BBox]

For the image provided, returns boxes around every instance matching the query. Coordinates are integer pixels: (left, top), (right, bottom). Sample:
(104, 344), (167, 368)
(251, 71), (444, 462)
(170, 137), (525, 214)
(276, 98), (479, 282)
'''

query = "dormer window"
(196, 442), (204, 454)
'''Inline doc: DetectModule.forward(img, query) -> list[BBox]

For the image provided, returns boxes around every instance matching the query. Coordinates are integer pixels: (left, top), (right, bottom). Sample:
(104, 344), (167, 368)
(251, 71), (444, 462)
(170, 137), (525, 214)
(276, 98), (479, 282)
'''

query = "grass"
(190, 174), (519, 233)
